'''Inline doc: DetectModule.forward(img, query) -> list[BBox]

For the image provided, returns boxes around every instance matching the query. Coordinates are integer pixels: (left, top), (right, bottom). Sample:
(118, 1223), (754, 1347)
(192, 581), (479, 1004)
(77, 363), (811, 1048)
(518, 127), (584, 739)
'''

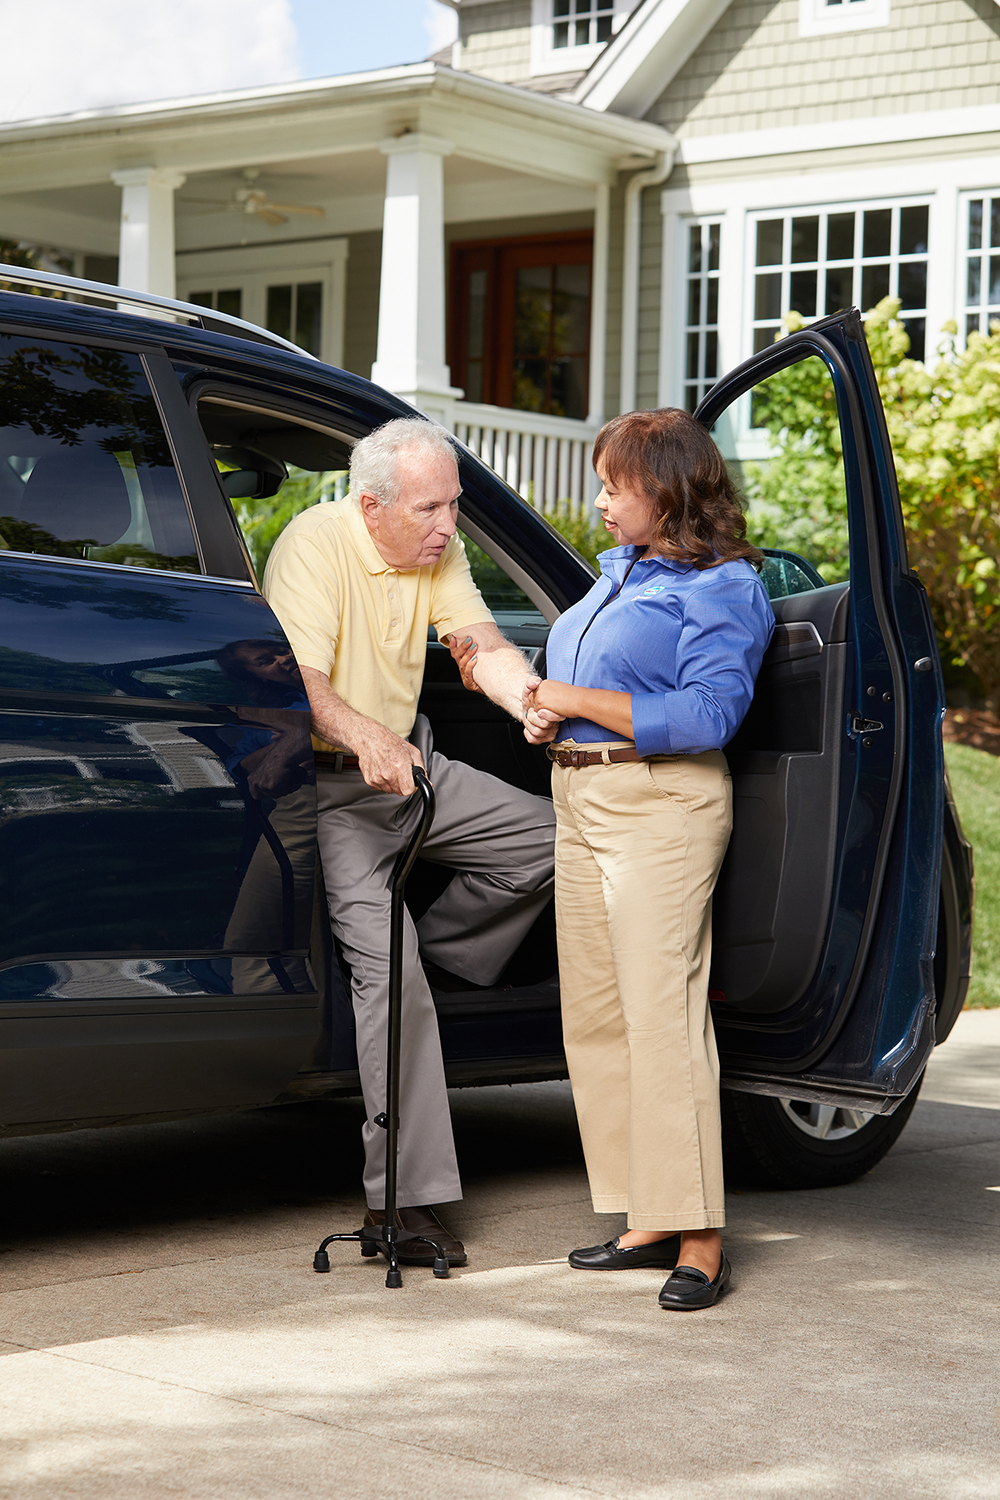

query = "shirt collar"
(597, 545), (692, 579)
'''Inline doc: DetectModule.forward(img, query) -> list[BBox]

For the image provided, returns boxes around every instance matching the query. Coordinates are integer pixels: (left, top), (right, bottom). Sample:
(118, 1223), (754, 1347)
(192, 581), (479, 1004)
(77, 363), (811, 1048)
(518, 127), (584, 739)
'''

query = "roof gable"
(573, 0), (732, 116)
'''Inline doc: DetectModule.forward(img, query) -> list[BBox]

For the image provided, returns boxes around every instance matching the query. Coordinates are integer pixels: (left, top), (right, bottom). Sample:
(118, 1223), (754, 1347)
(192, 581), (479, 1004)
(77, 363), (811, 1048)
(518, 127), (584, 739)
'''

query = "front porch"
(0, 64), (672, 511)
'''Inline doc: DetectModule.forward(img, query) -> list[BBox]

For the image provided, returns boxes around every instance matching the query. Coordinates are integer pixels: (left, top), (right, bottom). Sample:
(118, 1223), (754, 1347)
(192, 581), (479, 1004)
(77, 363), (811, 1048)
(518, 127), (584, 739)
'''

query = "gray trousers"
(316, 718), (555, 1208)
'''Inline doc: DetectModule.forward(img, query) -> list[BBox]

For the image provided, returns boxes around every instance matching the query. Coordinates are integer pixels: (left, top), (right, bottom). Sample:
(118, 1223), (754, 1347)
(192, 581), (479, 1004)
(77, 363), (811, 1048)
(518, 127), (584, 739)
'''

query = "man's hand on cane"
(354, 719), (427, 797)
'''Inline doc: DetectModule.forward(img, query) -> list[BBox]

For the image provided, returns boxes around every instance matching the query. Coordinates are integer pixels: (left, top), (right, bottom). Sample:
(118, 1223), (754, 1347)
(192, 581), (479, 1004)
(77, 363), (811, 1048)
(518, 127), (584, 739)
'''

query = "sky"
(0, 0), (458, 123)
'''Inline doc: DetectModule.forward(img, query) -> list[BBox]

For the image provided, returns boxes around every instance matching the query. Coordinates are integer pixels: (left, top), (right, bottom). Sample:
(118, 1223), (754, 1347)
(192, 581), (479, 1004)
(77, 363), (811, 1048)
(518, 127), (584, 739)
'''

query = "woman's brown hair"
(592, 407), (761, 571)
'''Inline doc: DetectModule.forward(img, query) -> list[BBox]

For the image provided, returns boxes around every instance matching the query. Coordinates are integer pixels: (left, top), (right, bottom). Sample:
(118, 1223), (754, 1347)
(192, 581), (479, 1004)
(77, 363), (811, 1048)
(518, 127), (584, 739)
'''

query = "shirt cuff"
(288, 652), (335, 676)
(630, 693), (673, 757)
(433, 611), (495, 642)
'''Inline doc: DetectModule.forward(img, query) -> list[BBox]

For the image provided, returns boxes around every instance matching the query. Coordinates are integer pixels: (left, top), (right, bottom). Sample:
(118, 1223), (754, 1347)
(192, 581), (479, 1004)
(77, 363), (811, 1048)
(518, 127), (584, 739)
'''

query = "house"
(2, 0), (999, 509)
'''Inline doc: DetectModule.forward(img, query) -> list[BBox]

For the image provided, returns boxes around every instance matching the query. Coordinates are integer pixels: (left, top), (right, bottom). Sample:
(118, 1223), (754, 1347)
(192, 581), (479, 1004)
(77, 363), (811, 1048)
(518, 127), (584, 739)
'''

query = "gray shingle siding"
(650, 0), (1000, 138)
(456, 0), (534, 83)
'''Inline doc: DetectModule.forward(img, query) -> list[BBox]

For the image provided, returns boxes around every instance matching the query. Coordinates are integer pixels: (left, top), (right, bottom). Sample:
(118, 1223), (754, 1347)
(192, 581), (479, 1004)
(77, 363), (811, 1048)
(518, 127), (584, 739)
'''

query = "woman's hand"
(446, 633), (483, 694)
(526, 679), (636, 743)
(529, 679), (581, 718)
(522, 675), (566, 746)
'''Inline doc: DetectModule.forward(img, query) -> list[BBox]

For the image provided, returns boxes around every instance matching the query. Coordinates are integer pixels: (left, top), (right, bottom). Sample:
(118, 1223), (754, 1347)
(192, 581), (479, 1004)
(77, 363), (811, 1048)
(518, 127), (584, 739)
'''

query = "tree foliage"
(744, 299), (1000, 703)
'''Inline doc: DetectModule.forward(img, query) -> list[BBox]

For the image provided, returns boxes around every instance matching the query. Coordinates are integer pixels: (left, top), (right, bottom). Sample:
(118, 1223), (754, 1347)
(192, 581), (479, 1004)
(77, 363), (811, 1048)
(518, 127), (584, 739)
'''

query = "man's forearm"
(472, 643), (533, 721)
(306, 679), (384, 753)
(298, 665), (423, 796)
(448, 622), (533, 722)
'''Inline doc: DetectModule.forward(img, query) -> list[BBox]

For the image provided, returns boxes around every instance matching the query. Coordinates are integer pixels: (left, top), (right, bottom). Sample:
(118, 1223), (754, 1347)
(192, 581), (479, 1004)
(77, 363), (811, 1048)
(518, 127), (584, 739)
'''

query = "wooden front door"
(449, 232), (592, 419)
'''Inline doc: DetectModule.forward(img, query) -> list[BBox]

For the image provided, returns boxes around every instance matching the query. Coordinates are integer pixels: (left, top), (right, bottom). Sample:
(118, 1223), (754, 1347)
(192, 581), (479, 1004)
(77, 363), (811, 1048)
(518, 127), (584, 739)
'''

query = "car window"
(0, 335), (200, 573)
(458, 530), (547, 637)
(711, 354), (850, 601)
(196, 395), (352, 578)
(760, 549), (827, 601)
(196, 397), (550, 637)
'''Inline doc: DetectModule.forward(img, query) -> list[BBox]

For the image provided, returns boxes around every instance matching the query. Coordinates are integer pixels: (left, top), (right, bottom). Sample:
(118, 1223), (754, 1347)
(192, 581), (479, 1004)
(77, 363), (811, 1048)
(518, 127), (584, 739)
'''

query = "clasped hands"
(447, 634), (567, 746)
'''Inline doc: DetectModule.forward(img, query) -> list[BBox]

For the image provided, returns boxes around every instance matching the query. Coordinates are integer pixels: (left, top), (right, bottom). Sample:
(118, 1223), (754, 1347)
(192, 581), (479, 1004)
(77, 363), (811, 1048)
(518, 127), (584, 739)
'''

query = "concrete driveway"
(0, 1012), (996, 1500)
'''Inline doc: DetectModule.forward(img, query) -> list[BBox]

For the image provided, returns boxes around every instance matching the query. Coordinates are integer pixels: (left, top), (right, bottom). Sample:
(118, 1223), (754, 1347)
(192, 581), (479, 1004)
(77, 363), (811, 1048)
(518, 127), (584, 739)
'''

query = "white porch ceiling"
(0, 148), (598, 258)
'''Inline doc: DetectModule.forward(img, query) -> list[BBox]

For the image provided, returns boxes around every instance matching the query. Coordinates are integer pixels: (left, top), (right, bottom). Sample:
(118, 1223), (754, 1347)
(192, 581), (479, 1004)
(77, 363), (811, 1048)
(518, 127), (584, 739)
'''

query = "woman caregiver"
(524, 406), (774, 1310)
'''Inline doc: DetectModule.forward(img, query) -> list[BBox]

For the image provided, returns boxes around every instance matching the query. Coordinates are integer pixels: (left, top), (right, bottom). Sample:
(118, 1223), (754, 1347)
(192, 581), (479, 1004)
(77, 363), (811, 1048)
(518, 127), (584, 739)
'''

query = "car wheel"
(721, 1075), (923, 1190)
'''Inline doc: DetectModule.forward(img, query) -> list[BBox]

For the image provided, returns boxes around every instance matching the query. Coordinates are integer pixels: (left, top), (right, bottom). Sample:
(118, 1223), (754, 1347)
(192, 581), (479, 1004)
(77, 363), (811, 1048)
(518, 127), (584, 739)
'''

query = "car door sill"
(722, 1072), (908, 1116)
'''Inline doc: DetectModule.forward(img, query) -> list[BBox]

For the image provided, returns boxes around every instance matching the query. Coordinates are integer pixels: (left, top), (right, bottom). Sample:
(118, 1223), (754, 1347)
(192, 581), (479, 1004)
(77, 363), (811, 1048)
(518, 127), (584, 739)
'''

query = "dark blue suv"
(0, 267), (972, 1190)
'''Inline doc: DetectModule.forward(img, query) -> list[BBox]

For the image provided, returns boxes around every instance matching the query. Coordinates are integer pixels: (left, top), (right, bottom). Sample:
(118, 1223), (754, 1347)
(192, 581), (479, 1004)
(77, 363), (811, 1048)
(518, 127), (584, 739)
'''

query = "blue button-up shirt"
(545, 546), (774, 756)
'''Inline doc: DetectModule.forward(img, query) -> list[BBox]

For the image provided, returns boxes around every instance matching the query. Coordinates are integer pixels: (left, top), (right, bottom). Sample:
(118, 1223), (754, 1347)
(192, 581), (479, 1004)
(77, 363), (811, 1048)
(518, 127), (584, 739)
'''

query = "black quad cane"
(313, 766), (452, 1288)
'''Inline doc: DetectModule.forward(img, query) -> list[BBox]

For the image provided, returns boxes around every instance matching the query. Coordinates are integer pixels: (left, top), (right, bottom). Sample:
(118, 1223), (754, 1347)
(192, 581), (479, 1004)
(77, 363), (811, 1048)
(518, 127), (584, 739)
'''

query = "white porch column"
(111, 167), (186, 298)
(588, 182), (610, 429)
(370, 134), (462, 422)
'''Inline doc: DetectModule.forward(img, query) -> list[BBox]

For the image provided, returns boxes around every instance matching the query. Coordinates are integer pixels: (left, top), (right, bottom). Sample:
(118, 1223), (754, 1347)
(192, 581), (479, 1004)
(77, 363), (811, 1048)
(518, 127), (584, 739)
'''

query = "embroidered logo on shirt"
(642, 585), (667, 596)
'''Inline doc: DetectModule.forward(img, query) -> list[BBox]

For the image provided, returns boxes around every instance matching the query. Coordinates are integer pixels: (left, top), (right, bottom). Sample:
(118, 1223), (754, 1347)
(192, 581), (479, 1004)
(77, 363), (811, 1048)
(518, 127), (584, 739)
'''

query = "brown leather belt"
(547, 745), (643, 768)
(314, 751), (361, 772)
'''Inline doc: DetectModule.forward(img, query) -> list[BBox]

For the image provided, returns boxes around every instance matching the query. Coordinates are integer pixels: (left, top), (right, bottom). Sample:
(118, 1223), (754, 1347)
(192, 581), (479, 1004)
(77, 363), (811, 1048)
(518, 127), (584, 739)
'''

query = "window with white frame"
(188, 279), (323, 357)
(751, 201), (929, 361)
(553, 0), (613, 50)
(798, 0), (890, 36)
(682, 220), (721, 412)
(963, 193), (1000, 340)
(176, 239), (348, 367)
(529, 0), (637, 76)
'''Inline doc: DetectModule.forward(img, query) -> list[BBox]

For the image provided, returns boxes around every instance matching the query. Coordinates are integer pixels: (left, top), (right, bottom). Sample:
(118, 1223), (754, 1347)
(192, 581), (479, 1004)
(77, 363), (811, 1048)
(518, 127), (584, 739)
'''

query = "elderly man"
(263, 417), (555, 1265)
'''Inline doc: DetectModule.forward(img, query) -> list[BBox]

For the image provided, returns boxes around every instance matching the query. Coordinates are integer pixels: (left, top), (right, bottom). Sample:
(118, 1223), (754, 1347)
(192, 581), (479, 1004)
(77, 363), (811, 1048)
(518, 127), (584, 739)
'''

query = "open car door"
(696, 310), (946, 1130)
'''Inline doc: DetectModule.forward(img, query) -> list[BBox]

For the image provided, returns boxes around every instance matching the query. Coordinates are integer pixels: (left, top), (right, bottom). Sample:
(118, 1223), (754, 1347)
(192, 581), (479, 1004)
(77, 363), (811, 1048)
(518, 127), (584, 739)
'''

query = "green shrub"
(944, 743), (1000, 1007)
(543, 499), (605, 572)
(231, 469), (344, 577)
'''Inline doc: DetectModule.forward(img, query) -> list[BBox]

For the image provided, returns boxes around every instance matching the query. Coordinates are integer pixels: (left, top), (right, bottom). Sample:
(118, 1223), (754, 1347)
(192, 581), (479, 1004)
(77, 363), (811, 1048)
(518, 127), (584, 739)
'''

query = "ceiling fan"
(185, 169), (325, 228)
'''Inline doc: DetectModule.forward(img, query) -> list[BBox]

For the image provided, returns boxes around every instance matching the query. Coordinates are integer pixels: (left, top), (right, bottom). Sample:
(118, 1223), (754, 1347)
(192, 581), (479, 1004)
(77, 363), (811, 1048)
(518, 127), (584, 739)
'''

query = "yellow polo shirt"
(262, 497), (493, 752)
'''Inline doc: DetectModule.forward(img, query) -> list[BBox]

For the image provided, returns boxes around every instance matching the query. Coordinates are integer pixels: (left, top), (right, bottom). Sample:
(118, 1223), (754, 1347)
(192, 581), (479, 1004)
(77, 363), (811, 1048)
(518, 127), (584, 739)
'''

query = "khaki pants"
(552, 747), (732, 1231)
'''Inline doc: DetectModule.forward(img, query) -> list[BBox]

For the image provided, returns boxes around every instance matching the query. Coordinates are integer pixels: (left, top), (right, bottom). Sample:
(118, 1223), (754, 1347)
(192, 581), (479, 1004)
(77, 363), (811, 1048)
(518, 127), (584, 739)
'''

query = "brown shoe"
(364, 1205), (467, 1266)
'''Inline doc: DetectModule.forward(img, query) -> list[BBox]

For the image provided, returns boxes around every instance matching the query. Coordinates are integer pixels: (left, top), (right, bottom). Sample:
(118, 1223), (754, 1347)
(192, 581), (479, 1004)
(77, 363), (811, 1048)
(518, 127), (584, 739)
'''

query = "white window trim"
(798, 0), (891, 38)
(745, 195), (930, 358)
(529, 0), (636, 78)
(175, 239), (348, 367)
(659, 158), (991, 416)
(959, 188), (1000, 343)
(677, 216), (723, 413)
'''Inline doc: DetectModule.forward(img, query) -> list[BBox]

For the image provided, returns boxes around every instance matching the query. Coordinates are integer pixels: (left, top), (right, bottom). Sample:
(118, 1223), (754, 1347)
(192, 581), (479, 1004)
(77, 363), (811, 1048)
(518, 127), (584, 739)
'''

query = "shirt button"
(390, 619), (398, 627)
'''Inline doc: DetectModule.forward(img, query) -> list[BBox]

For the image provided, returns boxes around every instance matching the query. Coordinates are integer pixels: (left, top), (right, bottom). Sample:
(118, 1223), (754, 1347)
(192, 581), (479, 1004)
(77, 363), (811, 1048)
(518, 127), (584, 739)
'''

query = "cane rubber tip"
(313, 1251), (330, 1273)
(433, 1258), (450, 1278)
(386, 1268), (403, 1288)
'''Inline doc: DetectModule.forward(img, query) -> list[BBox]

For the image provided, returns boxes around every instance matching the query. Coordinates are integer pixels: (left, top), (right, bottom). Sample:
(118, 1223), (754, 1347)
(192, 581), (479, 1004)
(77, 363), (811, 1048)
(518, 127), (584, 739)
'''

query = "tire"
(721, 1074), (923, 1190)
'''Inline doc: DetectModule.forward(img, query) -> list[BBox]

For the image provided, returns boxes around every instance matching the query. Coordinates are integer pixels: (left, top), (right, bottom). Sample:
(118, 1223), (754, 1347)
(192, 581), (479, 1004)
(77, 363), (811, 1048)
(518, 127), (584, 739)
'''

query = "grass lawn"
(944, 742), (1000, 1008)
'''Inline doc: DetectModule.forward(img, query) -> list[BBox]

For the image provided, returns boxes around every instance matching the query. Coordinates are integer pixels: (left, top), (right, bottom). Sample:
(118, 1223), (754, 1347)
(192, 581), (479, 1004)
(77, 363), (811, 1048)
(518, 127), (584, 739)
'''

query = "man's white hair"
(349, 417), (457, 507)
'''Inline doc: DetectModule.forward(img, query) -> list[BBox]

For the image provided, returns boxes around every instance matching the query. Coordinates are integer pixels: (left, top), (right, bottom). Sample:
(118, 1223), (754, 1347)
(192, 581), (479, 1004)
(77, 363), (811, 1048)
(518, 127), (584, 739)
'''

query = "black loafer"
(568, 1235), (680, 1270)
(658, 1251), (731, 1309)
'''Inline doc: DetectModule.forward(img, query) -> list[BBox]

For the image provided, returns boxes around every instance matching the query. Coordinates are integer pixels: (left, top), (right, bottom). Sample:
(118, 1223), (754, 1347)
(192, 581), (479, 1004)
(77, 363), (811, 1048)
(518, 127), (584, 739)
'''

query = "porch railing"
(448, 401), (600, 516)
